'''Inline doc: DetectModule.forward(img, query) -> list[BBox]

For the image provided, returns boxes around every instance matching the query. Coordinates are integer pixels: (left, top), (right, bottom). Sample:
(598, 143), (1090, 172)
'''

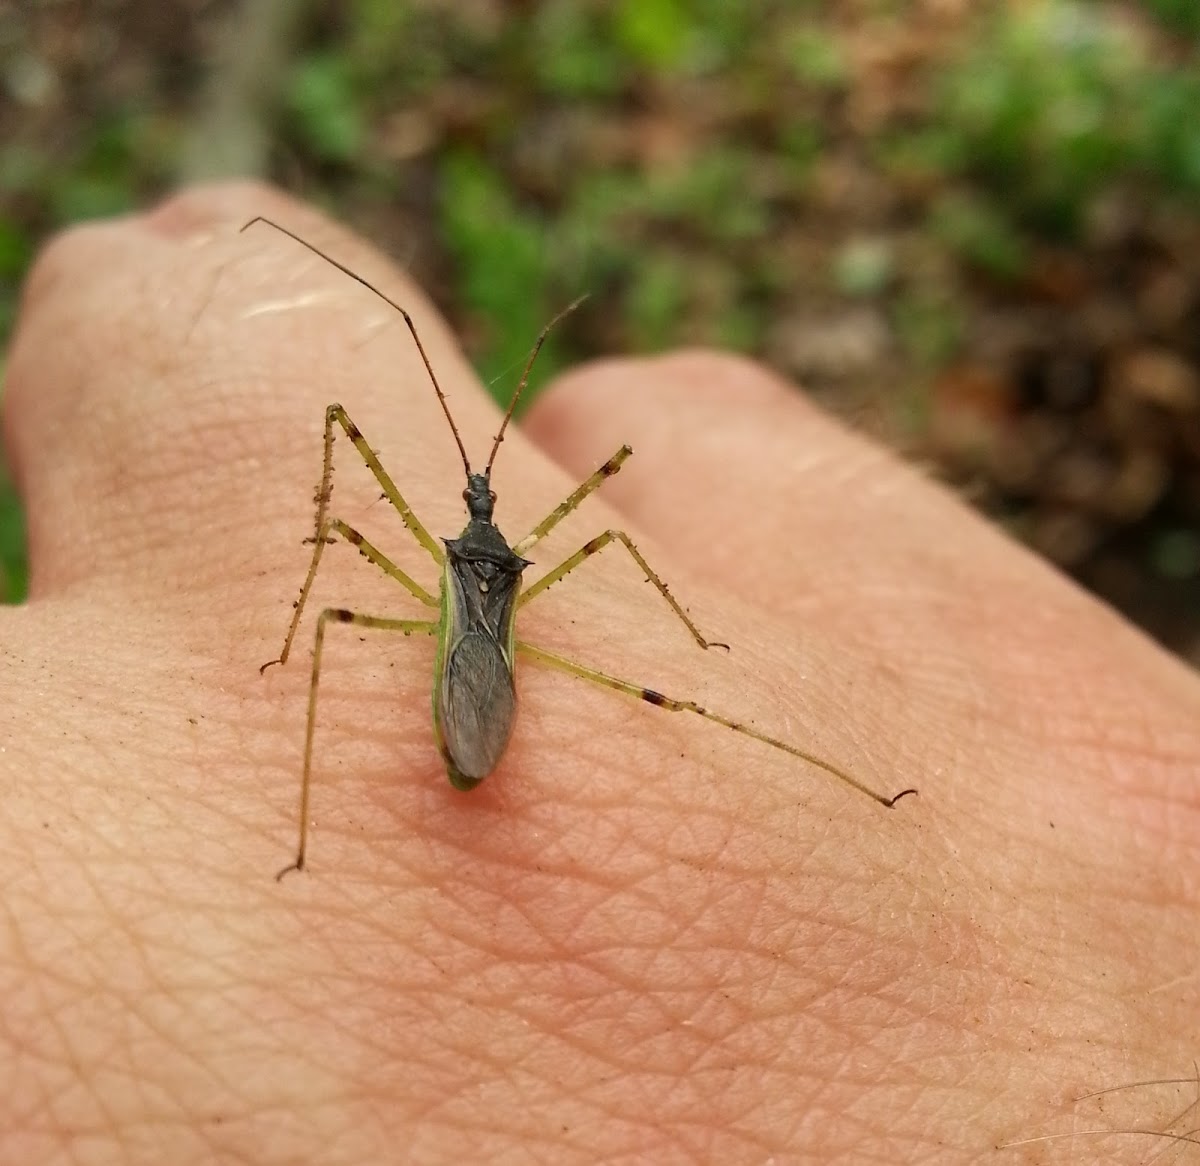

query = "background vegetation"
(1, 0), (1198, 662)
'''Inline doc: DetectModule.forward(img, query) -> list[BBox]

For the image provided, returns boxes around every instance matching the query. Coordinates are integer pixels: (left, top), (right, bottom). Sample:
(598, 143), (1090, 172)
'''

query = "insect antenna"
(240, 216), (474, 476)
(484, 295), (588, 478)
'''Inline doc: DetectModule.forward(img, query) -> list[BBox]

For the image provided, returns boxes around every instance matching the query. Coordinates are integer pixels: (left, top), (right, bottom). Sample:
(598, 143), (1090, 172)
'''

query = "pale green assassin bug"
(250, 218), (916, 879)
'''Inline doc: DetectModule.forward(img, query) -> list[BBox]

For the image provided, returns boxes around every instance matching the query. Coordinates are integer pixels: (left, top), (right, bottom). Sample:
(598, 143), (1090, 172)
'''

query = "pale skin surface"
(1, 181), (1198, 1164)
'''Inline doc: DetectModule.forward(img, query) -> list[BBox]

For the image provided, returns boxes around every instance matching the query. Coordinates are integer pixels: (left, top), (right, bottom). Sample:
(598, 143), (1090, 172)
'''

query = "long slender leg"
(262, 517), (438, 671)
(512, 445), (633, 556)
(277, 609), (439, 880)
(517, 641), (918, 808)
(262, 401), (442, 670)
(326, 520), (438, 607)
(519, 529), (728, 651)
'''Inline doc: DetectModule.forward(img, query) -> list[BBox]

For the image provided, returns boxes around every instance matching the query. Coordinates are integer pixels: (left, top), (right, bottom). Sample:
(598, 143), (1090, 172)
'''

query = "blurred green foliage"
(0, 470), (26, 603)
(2, 0), (1200, 607)
(918, 1), (1200, 250)
(1141, 0), (1200, 38)
(439, 150), (562, 391)
(286, 52), (366, 163)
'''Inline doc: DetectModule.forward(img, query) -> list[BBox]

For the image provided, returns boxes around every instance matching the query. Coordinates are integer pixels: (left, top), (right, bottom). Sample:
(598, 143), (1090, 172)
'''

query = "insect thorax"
(443, 521), (531, 634)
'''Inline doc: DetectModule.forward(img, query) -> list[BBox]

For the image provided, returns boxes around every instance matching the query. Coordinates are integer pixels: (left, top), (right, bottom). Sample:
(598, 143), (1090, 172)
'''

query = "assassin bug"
(250, 218), (916, 878)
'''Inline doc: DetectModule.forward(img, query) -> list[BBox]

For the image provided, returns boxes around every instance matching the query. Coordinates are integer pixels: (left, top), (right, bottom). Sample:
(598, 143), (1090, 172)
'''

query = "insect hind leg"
(276, 609), (437, 880)
(516, 641), (917, 809)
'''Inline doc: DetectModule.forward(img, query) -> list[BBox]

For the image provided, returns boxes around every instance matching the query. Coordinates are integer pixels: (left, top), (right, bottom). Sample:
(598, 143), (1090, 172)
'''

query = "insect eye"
(488, 491), (497, 504)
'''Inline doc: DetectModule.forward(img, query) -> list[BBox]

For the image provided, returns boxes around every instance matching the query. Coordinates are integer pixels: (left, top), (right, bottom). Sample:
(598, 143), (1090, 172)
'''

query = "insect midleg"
(518, 529), (728, 651)
(511, 445), (633, 556)
(516, 641), (917, 808)
(262, 402), (442, 670)
(277, 608), (439, 881)
(326, 519), (438, 607)
(263, 516), (438, 671)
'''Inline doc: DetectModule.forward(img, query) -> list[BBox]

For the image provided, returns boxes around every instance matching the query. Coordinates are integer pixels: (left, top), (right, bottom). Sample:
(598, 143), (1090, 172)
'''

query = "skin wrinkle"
(434, 1050), (758, 1161)
(333, 820), (897, 1146)
(8, 760), (366, 1163)
(1, 1015), (69, 1147)
(408, 820), (897, 1074)
(24, 926), (236, 1145)
(410, 1056), (587, 1147)
(409, 1113), (635, 1166)
(470, 940), (864, 1122)
(1006, 671), (1198, 779)
(1057, 730), (1200, 782)
(641, 1093), (780, 1162)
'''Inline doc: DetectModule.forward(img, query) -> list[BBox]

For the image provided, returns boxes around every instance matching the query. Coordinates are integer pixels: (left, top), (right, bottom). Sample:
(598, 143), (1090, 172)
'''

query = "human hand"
(2, 182), (1197, 1163)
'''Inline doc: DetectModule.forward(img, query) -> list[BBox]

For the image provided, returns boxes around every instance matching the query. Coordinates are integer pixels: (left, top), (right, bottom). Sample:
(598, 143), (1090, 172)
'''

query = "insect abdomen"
(435, 629), (517, 790)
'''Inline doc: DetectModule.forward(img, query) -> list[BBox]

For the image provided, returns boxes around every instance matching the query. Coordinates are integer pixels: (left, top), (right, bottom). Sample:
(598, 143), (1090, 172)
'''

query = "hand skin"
(1, 181), (1197, 1165)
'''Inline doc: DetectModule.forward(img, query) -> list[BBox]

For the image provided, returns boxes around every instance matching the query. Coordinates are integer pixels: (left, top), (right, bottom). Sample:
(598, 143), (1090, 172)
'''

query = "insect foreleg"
(512, 445), (633, 556)
(263, 517), (438, 673)
(326, 403), (444, 563)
